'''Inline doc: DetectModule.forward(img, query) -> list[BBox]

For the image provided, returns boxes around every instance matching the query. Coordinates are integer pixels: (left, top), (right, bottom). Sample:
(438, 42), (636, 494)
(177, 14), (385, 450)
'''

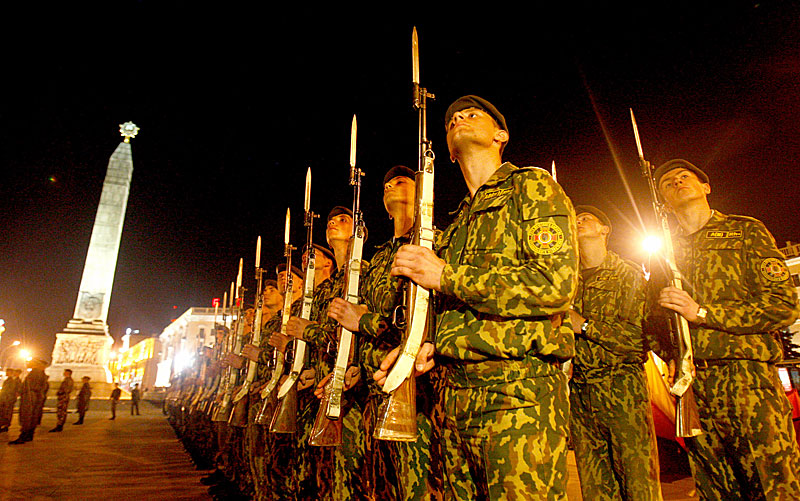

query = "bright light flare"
(173, 351), (194, 373)
(642, 235), (663, 254)
(18, 349), (31, 361)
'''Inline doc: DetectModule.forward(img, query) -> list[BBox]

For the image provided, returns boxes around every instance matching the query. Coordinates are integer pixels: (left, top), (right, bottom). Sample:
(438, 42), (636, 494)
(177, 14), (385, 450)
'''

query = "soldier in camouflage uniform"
(10, 358), (49, 444)
(286, 206), (368, 500)
(49, 368), (74, 432)
(655, 159), (800, 500)
(239, 270), (303, 500)
(384, 95), (578, 499)
(0, 368), (21, 432)
(568, 205), (662, 500)
(329, 165), (443, 500)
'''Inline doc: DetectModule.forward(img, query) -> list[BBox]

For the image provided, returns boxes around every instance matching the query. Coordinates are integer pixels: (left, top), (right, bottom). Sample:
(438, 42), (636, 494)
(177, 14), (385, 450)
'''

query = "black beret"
(327, 206), (353, 222)
(262, 279), (278, 290)
(275, 263), (304, 280)
(310, 243), (336, 264)
(574, 205), (612, 234)
(654, 159), (709, 187)
(445, 95), (508, 133)
(383, 165), (416, 186)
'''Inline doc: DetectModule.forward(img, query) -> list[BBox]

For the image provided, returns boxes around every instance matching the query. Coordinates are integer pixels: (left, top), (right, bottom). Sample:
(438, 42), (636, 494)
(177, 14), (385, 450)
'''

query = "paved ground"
(0, 399), (697, 500)
(0, 400), (211, 501)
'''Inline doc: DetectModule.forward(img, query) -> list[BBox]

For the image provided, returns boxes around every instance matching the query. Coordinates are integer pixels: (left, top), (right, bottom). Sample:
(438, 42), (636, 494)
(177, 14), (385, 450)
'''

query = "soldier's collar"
(676, 209), (722, 237)
(450, 162), (518, 216)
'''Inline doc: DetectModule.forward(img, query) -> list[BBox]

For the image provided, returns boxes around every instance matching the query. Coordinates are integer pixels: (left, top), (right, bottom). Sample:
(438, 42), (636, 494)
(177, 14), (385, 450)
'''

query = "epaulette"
(725, 213), (763, 225)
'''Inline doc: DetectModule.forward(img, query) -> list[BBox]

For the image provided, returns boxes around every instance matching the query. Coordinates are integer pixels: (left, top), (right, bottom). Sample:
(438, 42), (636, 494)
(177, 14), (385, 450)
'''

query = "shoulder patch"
(527, 221), (565, 255)
(705, 230), (743, 239)
(760, 257), (790, 282)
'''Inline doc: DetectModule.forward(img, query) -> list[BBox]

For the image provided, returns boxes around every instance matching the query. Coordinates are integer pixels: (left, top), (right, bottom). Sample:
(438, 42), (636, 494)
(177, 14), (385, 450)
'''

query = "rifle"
(630, 109), (702, 438)
(207, 292), (229, 418)
(271, 168), (318, 433)
(375, 27), (436, 442)
(212, 275), (244, 422)
(229, 239), (266, 427)
(255, 209), (295, 425)
(309, 115), (364, 446)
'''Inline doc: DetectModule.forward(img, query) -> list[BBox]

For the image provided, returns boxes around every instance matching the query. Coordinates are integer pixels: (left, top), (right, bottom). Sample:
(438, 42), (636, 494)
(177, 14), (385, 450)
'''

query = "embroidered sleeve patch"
(705, 230), (743, 238)
(527, 221), (565, 255)
(760, 257), (790, 282)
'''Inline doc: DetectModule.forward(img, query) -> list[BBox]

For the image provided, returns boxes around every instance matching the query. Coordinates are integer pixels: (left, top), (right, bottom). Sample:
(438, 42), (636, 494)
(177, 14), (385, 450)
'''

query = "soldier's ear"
(702, 183), (711, 196)
(494, 129), (509, 146)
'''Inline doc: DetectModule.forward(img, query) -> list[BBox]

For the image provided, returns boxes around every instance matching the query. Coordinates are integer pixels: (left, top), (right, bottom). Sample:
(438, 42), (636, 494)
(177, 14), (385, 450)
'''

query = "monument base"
(45, 321), (114, 384)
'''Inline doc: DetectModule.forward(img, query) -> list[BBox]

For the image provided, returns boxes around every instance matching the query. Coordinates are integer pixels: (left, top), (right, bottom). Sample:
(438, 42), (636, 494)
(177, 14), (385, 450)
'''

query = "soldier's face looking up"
(383, 176), (415, 214)
(326, 214), (353, 246)
(658, 168), (711, 210)
(445, 107), (507, 159)
(576, 213), (609, 242)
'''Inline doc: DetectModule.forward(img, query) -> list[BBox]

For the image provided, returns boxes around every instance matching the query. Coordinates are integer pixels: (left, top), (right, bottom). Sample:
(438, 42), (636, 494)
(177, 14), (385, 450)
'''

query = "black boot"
(49, 425), (64, 432)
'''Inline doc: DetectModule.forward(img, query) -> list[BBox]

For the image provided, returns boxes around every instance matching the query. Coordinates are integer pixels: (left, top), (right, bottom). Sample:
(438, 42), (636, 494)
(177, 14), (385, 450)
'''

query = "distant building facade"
(154, 307), (229, 387)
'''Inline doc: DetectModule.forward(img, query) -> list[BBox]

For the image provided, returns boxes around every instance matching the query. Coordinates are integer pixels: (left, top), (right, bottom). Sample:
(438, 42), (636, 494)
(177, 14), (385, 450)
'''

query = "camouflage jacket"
(358, 238), (407, 369)
(256, 299), (302, 380)
(673, 211), (799, 362)
(304, 269), (345, 350)
(572, 251), (649, 375)
(435, 162), (579, 362)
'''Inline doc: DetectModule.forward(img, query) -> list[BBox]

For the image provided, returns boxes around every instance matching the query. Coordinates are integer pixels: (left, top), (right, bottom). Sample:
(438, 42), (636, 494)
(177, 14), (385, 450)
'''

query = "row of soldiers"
(0, 362), (93, 443)
(165, 95), (800, 500)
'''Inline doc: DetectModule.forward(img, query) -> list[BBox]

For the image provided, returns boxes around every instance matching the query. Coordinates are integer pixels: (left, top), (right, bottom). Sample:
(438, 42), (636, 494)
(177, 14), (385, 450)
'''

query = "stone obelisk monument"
(46, 122), (139, 384)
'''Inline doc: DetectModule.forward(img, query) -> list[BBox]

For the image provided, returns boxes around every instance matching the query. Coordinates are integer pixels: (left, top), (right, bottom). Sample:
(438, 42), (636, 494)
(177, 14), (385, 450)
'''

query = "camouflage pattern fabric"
(302, 268), (368, 500)
(17, 368), (48, 435)
(54, 376), (74, 427)
(434, 163), (578, 499)
(358, 239), (443, 500)
(672, 211), (800, 500)
(442, 362), (569, 500)
(570, 251), (662, 500)
(0, 375), (20, 428)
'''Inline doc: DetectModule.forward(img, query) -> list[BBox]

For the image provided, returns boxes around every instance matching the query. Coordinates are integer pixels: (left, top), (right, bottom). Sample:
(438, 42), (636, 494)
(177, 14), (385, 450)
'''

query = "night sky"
(1, 3), (799, 360)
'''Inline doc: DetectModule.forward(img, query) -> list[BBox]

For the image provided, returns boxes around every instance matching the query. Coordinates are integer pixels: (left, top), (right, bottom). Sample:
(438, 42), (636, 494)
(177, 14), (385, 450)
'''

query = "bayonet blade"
(255, 236), (262, 269)
(284, 208), (291, 246)
(412, 27), (420, 85)
(551, 160), (557, 183)
(630, 108), (645, 160)
(350, 115), (357, 169)
(304, 167), (311, 213)
(236, 259), (243, 294)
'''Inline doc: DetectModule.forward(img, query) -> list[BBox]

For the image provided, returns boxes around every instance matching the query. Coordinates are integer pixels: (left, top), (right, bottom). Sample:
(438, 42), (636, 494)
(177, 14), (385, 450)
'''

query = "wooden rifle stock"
(308, 379), (343, 446)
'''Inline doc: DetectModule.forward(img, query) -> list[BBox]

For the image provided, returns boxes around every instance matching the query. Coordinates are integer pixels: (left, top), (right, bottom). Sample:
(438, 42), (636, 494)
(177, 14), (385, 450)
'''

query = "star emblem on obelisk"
(119, 121), (140, 143)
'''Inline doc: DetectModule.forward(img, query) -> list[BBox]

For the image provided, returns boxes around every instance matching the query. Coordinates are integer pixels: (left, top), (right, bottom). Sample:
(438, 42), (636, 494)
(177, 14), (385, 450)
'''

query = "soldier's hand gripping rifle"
(375, 27), (436, 442)
(229, 238), (266, 427)
(309, 115), (365, 446)
(631, 109), (702, 438)
(270, 169), (318, 433)
(213, 273), (246, 422)
(255, 209), (295, 425)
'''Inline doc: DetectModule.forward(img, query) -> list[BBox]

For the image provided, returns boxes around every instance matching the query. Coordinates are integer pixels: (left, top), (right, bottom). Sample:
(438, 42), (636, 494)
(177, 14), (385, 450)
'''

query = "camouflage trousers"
(686, 360), (800, 501)
(363, 391), (442, 500)
(0, 398), (14, 427)
(569, 365), (662, 500)
(323, 400), (367, 500)
(441, 358), (570, 500)
(55, 393), (70, 427)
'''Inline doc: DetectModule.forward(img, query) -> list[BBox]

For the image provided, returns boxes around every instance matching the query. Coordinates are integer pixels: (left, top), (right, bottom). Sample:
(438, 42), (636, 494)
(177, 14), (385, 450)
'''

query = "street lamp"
(0, 340), (21, 368)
